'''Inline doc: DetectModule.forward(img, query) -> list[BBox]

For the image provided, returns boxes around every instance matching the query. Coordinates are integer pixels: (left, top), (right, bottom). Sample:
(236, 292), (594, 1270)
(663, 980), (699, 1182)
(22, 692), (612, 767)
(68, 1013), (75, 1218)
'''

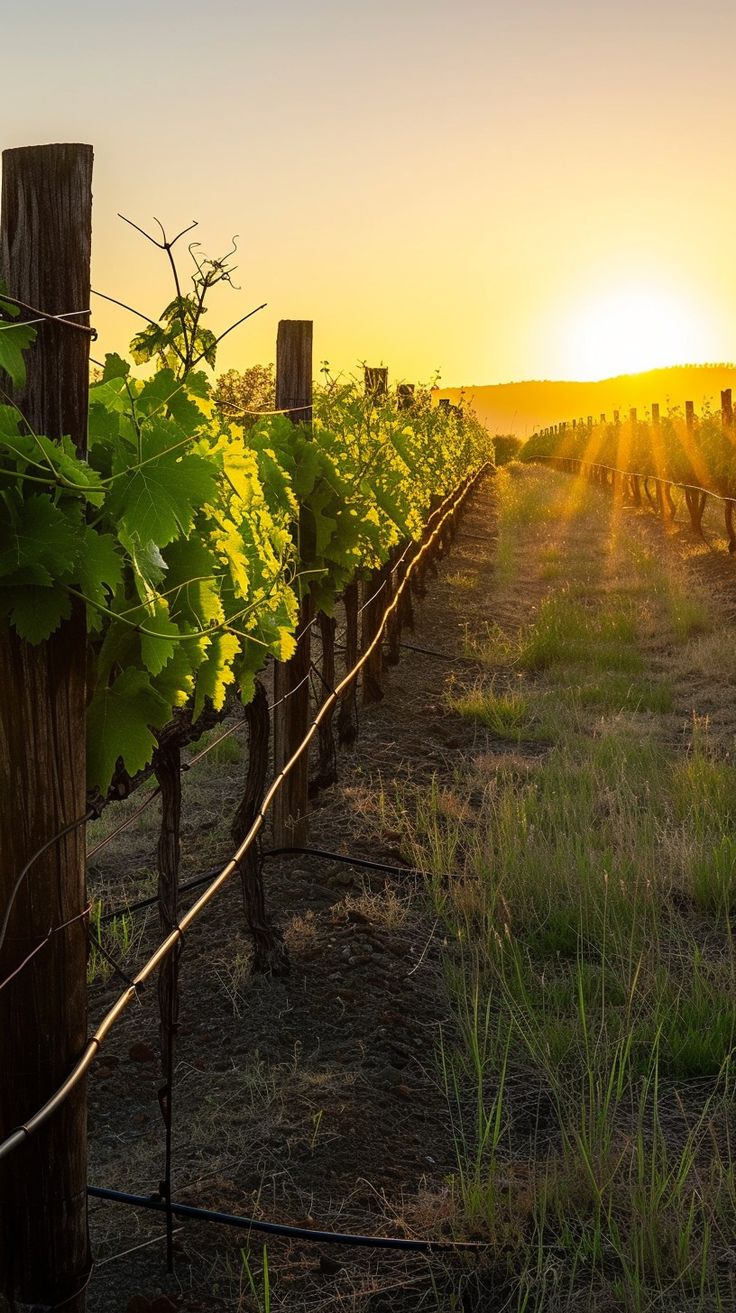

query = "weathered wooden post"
(0, 143), (93, 1312)
(722, 389), (733, 429)
(686, 400), (695, 431)
(362, 366), (389, 704)
(272, 320), (313, 848)
(600, 413), (606, 424)
(651, 403), (660, 426)
(365, 365), (388, 399)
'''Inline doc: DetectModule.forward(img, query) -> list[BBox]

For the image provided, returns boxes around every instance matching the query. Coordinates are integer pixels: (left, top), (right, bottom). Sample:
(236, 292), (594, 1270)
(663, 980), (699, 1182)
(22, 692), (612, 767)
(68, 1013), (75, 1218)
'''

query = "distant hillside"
(435, 365), (736, 436)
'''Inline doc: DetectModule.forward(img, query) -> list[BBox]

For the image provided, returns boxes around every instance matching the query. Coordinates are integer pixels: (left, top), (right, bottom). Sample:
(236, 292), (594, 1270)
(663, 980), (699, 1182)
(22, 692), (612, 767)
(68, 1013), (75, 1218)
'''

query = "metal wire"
(0, 903), (92, 994)
(0, 809), (94, 957)
(0, 292), (96, 336)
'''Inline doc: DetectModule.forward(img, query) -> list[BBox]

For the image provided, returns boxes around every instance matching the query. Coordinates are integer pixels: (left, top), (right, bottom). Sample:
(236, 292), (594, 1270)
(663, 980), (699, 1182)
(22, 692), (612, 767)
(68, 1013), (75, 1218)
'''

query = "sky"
(2, 0), (736, 386)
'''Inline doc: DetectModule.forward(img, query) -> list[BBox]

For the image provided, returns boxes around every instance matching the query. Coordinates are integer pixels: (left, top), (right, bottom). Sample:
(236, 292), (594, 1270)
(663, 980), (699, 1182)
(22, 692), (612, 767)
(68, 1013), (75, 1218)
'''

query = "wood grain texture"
(272, 320), (313, 847)
(0, 143), (93, 1312)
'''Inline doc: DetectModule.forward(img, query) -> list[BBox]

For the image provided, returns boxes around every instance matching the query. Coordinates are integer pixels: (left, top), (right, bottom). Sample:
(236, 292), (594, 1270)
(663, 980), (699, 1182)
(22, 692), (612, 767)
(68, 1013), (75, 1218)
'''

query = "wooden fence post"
(686, 400), (695, 431)
(722, 389), (733, 429)
(365, 365), (388, 399)
(0, 143), (93, 1313)
(272, 320), (313, 848)
(362, 366), (389, 704)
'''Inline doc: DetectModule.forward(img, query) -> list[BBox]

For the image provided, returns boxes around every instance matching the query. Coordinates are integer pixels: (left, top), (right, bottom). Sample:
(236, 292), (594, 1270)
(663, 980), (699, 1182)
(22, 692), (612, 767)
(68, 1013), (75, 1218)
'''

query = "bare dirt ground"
(85, 465), (736, 1311)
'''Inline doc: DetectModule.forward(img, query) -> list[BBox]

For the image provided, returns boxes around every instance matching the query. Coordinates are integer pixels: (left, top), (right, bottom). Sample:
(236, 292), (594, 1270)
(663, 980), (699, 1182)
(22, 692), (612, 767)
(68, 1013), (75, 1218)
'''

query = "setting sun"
(563, 283), (714, 381)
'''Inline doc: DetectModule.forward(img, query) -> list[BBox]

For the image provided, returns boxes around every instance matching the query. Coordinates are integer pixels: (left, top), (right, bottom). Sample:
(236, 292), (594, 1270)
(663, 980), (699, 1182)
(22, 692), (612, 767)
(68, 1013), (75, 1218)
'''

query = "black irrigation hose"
(98, 866), (223, 925)
(263, 845), (434, 880)
(100, 845), (462, 928)
(87, 1185), (484, 1254)
(398, 641), (475, 663)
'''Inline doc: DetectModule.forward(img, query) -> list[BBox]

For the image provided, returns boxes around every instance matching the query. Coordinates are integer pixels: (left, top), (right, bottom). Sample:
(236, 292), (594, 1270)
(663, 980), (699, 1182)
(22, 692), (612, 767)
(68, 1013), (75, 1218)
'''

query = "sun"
(564, 282), (711, 380)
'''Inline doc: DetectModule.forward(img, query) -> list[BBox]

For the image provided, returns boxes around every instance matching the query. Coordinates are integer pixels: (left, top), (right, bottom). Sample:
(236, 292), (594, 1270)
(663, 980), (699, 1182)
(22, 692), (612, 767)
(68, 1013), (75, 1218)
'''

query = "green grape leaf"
(77, 530), (123, 629)
(0, 494), (82, 581)
(193, 631), (240, 720)
(139, 598), (180, 676)
(102, 352), (131, 381)
(0, 295), (36, 388)
(121, 531), (169, 601)
(293, 442), (321, 499)
(87, 668), (172, 792)
(88, 398), (123, 449)
(107, 450), (218, 548)
(388, 430), (420, 475)
(163, 538), (223, 627)
(152, 642), (197, 708)
(137, 369), (205, 432)
(0, 585), (71, 643)
(372, 485), (410, 536)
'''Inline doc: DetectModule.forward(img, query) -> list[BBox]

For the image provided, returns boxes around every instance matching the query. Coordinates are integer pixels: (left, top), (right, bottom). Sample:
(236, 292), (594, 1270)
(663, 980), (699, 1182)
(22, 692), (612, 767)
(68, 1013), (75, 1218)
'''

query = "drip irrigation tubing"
(99, 845), (467, 928)
(86, 1186), (485, 1253)
(262, 845), (448, 880)
(0, 462), (489, 1164)
(398, 641), (476, 663)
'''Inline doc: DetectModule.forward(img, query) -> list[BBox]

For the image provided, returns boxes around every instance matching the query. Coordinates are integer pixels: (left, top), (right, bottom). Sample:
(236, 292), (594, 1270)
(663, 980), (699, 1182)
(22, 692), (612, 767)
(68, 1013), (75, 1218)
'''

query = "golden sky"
(3, 0), (735, 385)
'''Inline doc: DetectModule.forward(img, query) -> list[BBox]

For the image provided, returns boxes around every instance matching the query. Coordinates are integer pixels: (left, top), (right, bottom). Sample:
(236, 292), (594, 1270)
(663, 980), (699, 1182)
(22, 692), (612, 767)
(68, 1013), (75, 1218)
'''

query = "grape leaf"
(77, 530), (123, 629)
(193, 631), (240, 720)
(139, 598), (180, 675)
(107, 450), (218, 548)
(87, 668), (172, 791)
(163, 538), (223, 626)
(152, 642), (197, 708)
(0, 494), (82, 581)
(102, 353), (131, 382)
(0, 585), (72, 643)
(0, 296), (35, 388)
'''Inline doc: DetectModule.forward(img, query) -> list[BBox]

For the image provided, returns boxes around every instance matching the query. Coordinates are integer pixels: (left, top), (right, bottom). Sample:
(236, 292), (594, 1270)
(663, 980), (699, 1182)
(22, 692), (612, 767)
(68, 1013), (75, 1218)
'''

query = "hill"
(435, 365), (736, 436)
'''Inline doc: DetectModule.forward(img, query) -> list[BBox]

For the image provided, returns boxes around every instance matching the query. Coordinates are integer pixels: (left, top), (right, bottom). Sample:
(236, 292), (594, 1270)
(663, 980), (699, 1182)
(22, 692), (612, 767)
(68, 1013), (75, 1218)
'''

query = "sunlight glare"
(565, 284), (711, 380)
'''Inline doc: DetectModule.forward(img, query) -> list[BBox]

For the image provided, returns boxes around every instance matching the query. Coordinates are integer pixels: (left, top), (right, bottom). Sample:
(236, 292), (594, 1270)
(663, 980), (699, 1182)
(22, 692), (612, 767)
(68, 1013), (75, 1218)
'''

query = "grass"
(444, 568), (478, 592)
(446, 680), (548, 742)
(87, 900), (136, 984)
(469, 593), (643, 674)
(571, 671), (673, 713)
(393, 467), (736, 1310)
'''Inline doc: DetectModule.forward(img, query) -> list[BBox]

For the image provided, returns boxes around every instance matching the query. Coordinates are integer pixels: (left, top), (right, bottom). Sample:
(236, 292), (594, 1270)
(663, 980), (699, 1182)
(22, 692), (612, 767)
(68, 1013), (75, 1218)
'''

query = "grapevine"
(0, 237), (491, 798)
